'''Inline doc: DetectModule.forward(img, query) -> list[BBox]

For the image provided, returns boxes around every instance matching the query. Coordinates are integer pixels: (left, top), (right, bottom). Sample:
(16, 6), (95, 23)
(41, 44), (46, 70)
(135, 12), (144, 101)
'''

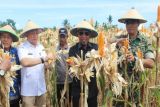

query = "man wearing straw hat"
(0, 25), (21, 107)
(18, 20), (53, 107)
(69, 20), (98, 107)
(114, 8), (155, 106)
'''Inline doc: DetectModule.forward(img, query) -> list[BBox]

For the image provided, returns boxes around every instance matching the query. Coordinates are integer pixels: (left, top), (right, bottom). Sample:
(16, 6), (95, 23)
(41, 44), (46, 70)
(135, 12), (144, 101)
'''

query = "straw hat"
(20, 20), (43, 38)
(0, 25), (18, 42)
(118, 8), (147, 23)
(70, 20), (98, 38)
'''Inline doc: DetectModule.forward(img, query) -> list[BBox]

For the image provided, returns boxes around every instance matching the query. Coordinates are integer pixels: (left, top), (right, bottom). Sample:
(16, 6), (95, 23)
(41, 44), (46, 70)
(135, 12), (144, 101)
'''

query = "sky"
(0, 0), (159, 29)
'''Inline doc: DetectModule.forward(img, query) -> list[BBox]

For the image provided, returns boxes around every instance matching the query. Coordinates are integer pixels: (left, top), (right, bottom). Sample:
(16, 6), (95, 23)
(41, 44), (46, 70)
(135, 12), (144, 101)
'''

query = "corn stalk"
(40, 29), (58, 107)
(0, 50), (22, 107)
(80, 51), (84, 107)
(124, 60), (128, 107)
(60, 64), (70, 107)
(155, 34), (159, 85)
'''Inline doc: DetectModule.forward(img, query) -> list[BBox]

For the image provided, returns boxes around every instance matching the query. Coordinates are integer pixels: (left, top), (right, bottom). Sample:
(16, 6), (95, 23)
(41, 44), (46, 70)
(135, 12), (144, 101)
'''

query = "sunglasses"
(78, 31), (90, 36)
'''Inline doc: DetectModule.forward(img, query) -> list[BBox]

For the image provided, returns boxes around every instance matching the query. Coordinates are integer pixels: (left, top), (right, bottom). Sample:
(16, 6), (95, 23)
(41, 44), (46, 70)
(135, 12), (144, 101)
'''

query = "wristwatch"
(40, 57), (45, 63)
(0, 69), (5, 76)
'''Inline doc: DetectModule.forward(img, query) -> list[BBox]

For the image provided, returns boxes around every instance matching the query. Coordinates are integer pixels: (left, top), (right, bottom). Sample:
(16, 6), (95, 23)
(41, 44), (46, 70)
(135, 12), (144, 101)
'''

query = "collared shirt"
(18, 41), (46, 96)
(69, 42), (98, 98)
(55, 44), (72, 84)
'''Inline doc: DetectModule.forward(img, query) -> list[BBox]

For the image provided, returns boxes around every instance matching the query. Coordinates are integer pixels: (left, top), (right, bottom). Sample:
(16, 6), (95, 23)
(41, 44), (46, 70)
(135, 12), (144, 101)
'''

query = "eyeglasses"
(78, 31), (90, 36)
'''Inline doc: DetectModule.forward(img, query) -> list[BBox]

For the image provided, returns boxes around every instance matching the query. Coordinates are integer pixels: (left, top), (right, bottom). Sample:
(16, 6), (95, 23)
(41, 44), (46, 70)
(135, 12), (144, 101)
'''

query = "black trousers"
(10, 99), (20, 107)
(57, 83), (72, 106)
(72, 96), (97, 107)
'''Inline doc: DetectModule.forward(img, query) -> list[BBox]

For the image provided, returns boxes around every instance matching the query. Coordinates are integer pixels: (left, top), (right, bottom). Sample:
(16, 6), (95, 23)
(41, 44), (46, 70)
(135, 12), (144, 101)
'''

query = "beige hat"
(118, 8), (147, 23)
(20, 20), (43, 38)
(70, 20), (98, 38)
(0, 25), (19, 42)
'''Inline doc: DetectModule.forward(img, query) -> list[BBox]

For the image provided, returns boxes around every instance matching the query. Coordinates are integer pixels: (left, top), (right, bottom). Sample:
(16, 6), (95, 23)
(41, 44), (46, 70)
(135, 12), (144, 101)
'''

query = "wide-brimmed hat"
(70, 20), (98, 38)
(20, 20), (43, 38)
(0, 25), (19, 42)
(118, 8), (147, 24)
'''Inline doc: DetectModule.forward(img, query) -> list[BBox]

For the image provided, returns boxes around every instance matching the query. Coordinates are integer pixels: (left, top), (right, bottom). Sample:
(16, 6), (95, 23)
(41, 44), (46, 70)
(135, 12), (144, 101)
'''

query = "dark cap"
(59, 28), (68, 36)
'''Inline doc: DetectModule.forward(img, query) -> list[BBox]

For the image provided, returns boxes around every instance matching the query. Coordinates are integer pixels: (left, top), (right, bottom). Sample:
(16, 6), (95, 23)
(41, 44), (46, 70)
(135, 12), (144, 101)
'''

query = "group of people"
(0, 8), (155, 107)
(0, 21), (54, 107)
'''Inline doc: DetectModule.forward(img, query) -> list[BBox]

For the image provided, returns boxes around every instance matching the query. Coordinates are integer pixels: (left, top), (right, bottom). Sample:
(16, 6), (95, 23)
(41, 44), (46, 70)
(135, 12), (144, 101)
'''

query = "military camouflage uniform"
(114, 32), (155, 106)
(117, 32), (154, 74)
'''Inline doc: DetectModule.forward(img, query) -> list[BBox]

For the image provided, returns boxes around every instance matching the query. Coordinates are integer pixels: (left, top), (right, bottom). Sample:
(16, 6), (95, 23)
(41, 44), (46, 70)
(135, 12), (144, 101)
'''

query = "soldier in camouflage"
(114, 8), (155, 106)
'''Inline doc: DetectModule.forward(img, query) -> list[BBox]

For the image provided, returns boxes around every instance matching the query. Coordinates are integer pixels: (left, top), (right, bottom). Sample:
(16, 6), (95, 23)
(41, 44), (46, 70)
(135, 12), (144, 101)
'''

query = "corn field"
(37, 23), (160, 107)
(1, 20), (160, 107)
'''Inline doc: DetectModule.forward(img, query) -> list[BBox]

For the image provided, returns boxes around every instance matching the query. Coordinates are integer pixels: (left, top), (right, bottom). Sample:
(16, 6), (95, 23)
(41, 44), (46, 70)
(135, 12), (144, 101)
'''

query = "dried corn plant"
(66, 30), (128, 107)
(66, 52), (94, 107)
(134, 48), (144, 72)
(19, 18), (159, 107)
(0, 49), (22, 107)
(113, 33), (155, 106)
(97, 35), (128, 107)
(40, 29), (73, 107)
(39, 29), (58, 107)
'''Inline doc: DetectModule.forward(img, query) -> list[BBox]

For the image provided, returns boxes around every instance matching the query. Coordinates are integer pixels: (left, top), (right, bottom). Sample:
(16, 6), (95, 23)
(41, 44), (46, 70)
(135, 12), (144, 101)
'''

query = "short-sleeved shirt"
(18, 41), (46, 96)
(69, 42), (98, 98)
(117, 32), (155, 75)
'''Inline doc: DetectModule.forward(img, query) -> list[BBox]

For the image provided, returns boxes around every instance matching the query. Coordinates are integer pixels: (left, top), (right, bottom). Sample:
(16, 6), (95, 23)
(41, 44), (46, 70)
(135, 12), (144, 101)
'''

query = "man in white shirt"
(18, 20), (53, 107)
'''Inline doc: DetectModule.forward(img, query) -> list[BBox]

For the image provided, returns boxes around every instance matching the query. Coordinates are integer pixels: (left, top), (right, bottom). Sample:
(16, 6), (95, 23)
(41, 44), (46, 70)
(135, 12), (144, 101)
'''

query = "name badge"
(28, 53), (33, 55)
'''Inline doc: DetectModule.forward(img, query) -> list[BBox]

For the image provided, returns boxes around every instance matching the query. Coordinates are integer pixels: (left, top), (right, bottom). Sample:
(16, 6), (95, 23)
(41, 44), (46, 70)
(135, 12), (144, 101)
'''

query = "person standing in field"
(114, 8), (155, 106)
(55, 28), (72, 107)
(69, 20), (98, 107)
(18, 20), (54, 107)
(0, 25), (21, 107)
